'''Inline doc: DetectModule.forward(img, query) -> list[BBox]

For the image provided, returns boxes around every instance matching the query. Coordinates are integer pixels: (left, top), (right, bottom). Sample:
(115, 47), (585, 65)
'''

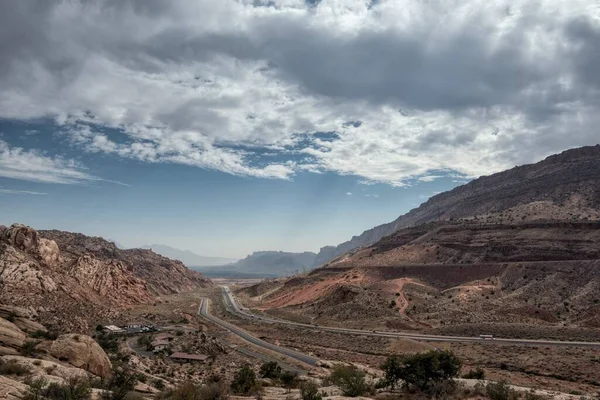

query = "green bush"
(300, 381), (322, 400)
(230, 364), (258, 395)
(329, 365), (371, 397)
(381, 350), (462, 392)
(279, 371), (298, 392)
(259, 361), (281, 379)
(101, 367), (139, 400)
(20, 341), (38, 357)
(24, 376), (91, 400)
(30, 330), (59, 340)
(462, 367), (485, 380)
(485, 380), (518, 400)
(160, 380), (228, 400)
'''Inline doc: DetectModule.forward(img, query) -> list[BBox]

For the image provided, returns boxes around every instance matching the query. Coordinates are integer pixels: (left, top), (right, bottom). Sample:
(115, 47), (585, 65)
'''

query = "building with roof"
(104, 325), (125, 334)
(169, 352), (208, 363)
(151, 339), (170, 353)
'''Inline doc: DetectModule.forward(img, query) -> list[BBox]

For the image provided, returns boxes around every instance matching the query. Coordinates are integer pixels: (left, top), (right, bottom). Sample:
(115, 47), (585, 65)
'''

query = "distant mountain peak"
(140, 244), (238, 266)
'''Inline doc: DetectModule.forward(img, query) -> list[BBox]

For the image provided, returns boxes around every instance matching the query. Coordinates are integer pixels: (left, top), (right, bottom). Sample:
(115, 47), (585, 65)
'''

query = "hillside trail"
(387, 278), (432, 328)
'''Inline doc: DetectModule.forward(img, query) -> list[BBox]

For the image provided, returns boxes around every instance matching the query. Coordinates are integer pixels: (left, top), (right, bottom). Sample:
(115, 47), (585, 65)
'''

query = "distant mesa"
(195, 250), (317, 278)
(140, 244), (238, 266)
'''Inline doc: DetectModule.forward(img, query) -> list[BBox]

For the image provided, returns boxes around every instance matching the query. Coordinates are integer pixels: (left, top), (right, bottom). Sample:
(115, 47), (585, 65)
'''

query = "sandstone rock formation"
(0, 318), (26, 355)
(314, 145), (600, 266)
(37, 334), (112, 378)
(0, 375), (28, 400)
(0, 223), (211, 331)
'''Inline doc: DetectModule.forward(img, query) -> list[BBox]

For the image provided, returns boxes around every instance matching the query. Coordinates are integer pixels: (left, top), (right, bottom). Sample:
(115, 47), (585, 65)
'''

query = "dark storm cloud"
(0, 0), (599, 185)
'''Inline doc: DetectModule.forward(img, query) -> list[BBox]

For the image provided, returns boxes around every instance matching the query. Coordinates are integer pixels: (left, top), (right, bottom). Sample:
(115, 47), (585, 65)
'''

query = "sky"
(0, 0), (599, 258)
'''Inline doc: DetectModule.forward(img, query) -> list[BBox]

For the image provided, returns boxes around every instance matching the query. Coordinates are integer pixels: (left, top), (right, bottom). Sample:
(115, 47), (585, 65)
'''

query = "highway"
(220, 286), (600, 349)
(198, 298), (318, 366)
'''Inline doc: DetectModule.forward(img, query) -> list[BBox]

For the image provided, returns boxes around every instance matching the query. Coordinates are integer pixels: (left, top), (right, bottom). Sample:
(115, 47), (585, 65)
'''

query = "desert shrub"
(101, 367), (138, 400)
(5, 311), (17, 322)
(0, 358), (31, 376)
(230, 364), (258, 395)
(279, 371), (298, 392)
(259, 361), (281, 379)
(485, 380), (518, 400)
(30, 330), (59, 340)
(300, 381), (322, 400)
(329, 365), (370, 397)
(152, 379), (165, 390)
(24, 376), (91, 400)
(198, 382), (229, 400)
(20, 341), (38, 357)
(462, 367), (485, 380)
(161, 380), (228, 400)
(175, 330), (184, 336)
(382, 350), (462, 392)
(94, 333), (119, 354)
(136, 335), (154, 351)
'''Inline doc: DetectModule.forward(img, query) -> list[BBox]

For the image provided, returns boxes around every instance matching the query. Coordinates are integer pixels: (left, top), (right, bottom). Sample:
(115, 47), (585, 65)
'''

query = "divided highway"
(220, 286), (600, 349)
(198, 298), (318, 366)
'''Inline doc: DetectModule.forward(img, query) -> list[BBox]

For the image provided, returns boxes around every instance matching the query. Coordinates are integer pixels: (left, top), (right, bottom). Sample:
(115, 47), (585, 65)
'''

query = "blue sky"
(1, 1), (599, 258)
(0, 119), (465, 258)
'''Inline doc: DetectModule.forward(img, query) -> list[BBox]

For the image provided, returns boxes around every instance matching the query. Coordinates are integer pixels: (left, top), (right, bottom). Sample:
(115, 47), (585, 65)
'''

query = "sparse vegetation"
(24, 376), (92, 400)
(299, 381), (322, 400)
(101, 367), (139, 400)
(230, 364), (258, 395)
(485, 380), (518, 400)
(259, 361), (281, 379)
(381, 350), (461, 393)
(30, 330), (59, 340)
(20, 341), (38, 357)
(462, 366), (485, 380)
(329, 365), (371, 397)
(279, 370), (298, 392)
(0, 358), (32, 376)
(158, 380), (228, 400)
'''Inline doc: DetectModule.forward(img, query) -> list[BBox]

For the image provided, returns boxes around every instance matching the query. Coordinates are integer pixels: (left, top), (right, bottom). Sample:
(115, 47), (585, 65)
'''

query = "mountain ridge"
(140, 244), (238, 266)
(313, 144), (600, 266)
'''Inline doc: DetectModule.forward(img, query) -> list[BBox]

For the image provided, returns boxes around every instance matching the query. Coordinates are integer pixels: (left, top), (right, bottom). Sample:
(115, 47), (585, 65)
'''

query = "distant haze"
(141, 244), (238, 267)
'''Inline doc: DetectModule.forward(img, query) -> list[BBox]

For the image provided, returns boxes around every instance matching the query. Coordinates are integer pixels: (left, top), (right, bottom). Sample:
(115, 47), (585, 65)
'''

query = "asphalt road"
(220, 286), (600, 349)
(198, 298), (318, 366)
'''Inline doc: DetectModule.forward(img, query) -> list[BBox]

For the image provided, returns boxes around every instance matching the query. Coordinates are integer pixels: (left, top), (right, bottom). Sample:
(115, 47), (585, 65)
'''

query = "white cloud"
(417, 175), (444, 183)
(0, 0), (599, 185)
(0, 187), (46, 195)
(0, 139), (105, 185)
(346, 192), (352, 196)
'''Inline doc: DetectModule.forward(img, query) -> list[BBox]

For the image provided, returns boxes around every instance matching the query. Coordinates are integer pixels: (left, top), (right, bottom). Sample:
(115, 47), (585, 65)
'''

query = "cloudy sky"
(1, 0), (599, 257)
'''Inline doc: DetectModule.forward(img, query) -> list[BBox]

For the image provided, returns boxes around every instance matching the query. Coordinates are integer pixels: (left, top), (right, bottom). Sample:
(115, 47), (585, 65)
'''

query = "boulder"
(1, 355), (88, 385)
(1, 224), (39, 252)
(0, 317), (26, 350)
(0, 375), (29, 400)
(37, 334), (111, 378)
(38, 238), (60, 266)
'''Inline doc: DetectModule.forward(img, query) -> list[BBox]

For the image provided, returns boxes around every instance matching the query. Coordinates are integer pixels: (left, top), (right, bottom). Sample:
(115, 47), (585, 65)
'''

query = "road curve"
(198, 298), (318, 367)
(220, 286), (600, 349)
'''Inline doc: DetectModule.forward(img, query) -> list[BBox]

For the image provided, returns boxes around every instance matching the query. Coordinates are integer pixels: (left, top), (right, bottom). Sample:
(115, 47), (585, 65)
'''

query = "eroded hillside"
(0, 224), (211, 332)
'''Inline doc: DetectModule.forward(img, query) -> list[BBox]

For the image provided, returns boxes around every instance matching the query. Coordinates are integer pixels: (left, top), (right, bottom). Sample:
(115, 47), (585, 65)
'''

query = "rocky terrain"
(313, 145), (600, 266)
(240, 146), (600, 336)
(0, 224), (211, 332)
(0, 304), (111, 399)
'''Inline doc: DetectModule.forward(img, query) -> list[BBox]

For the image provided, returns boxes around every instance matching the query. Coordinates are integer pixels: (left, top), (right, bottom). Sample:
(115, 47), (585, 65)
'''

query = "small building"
(156, 333), (175, 342)
(151, 339), (170, 353)
(169, 352), (208, 363)
(104, 325), (126, 334)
